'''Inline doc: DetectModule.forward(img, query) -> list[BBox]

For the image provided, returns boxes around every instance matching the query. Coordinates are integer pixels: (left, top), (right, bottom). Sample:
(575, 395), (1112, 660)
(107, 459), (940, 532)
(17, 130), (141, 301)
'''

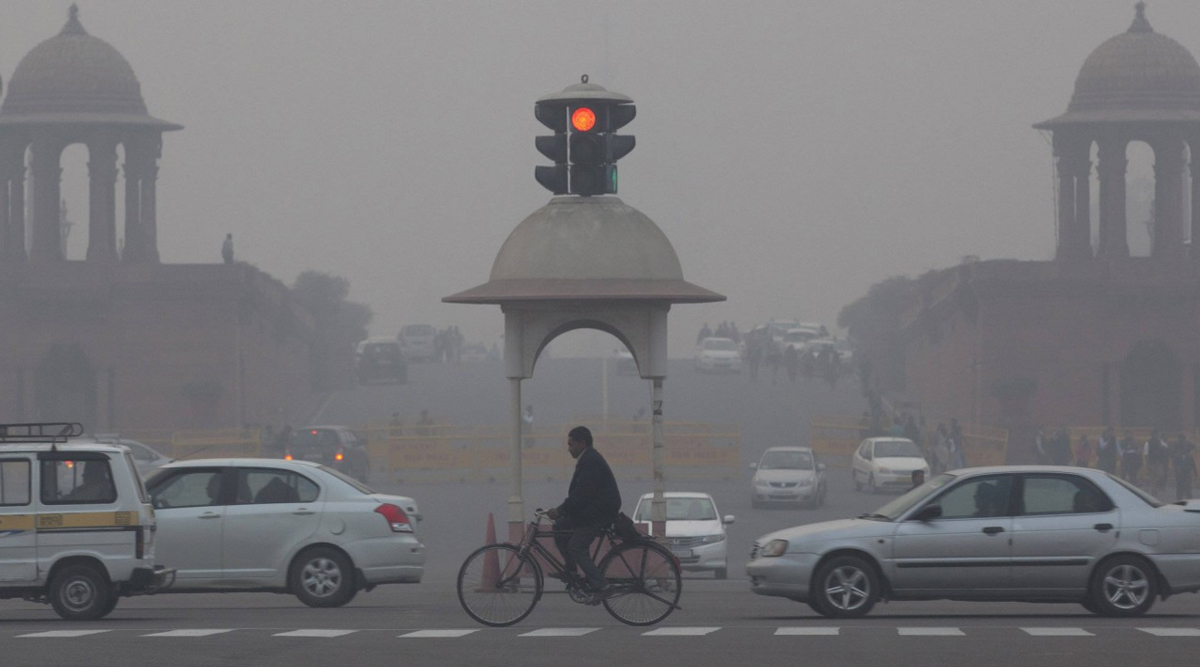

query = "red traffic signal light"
(571, 107), (597, 132)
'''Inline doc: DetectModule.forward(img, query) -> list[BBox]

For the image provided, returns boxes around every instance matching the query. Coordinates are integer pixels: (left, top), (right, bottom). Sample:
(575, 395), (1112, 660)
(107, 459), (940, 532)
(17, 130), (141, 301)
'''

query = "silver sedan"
(746, 465), (1200, 618)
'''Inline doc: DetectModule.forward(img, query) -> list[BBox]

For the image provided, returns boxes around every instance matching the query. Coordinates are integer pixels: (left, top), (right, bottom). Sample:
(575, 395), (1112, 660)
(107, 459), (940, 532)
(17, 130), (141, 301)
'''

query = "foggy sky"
(1, 1), (1195, 357)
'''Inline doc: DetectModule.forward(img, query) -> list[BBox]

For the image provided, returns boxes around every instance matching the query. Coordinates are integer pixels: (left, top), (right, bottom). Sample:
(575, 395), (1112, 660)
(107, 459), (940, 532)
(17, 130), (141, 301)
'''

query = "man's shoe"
(548, 570), (581, 585)
(585, 585), (615, 606)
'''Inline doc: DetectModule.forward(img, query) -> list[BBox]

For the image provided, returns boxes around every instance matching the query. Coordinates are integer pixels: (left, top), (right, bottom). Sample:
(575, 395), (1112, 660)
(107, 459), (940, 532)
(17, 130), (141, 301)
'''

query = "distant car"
(70, 435), (174, 479)
(399, 324), (438, 362)
(851, 437), (929, 494)
(355, 338), (407, 384)
(147, 458), (424, 607)
(765, 320), (801, 344)
(782, 327), (823, 351)
(747, 466), (1200, 618)
(751, 446), (827, 509)
(615, 348), (638, 376)
(632, 492), (734, 579)
(694, 337), (743, 373)
(285, 426), (370, 483)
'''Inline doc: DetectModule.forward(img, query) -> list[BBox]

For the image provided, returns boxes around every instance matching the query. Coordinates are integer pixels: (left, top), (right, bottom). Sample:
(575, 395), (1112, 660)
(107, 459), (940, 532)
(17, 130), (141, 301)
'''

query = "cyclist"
(545, 426), (622, 604)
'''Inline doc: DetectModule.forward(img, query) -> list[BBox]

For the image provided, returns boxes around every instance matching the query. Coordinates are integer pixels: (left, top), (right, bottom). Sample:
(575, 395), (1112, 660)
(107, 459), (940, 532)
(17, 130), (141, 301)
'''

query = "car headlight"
(760, 539), (788, 557)
(701, 534), (726, 544)
(755, 479), (771, 487)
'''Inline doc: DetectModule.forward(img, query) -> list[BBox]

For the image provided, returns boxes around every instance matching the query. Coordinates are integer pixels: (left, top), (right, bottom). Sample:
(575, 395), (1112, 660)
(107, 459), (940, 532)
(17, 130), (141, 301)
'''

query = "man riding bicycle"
(545, 426), (622, 604)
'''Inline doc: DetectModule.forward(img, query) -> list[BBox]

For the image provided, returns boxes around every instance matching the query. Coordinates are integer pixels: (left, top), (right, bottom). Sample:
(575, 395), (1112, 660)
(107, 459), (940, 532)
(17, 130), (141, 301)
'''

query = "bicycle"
(456, 509), (683, 627)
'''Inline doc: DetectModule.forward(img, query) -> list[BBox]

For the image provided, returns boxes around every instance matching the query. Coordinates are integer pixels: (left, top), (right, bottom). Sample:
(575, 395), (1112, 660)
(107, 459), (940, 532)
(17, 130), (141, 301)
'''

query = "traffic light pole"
(508, 376), (524, 543)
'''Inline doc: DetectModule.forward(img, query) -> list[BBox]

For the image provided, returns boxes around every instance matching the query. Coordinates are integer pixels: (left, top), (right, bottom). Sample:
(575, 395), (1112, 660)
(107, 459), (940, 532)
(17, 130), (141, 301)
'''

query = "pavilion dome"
(1037, 2), (1200, 127)
(0, 5), (178, 128)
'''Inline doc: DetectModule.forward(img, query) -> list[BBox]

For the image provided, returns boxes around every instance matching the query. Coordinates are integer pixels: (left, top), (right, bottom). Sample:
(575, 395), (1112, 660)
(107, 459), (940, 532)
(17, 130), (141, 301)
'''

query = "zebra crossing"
(10, 626), (1200, 639)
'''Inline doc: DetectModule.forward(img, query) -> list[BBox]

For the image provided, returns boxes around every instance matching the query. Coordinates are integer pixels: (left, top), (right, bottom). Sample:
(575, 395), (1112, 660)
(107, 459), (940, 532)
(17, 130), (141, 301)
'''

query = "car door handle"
(1094, 523), (1113, 532)
(982, 526), (1005, 535)
(198, 513), (220, 520)
(293, 509), (315, 516)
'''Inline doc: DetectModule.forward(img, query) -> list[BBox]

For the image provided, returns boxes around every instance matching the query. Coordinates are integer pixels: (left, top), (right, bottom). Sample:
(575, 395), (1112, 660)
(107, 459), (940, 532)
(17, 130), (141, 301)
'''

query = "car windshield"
(292, 429), (339, 450)
(703, 339), (736, 351)
(875, 440), (923, 458)
(1107, 472), (1163, 508)
(317, 465), (375, 495)
(760, 450), (813, 470)
(867, 473), (958, 520)
(634, 497), (717, 521)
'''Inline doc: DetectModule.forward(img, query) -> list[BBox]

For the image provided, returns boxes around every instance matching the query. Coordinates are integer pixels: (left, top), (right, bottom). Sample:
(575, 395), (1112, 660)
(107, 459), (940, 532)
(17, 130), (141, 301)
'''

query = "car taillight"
(335, 450), (344, 462)
(375, 503), (413, 533)
(284, 448), (293, 461)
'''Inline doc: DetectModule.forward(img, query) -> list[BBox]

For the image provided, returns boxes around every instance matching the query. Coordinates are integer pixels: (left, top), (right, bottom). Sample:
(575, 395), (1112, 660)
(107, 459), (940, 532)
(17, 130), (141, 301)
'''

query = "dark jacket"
(559, 446), (622, 525)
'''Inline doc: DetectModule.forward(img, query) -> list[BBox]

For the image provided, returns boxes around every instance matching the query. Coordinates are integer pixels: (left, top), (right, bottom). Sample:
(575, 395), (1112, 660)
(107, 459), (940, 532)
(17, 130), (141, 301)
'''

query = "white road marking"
(642, 627), (721, 636)
(273, 629), (359, 637)
(17, 630), (111, 638)
(143, 630), (235, 638)
(400, 629), (480, 638)
(898, 627), (965, 636)
(519, 628), (601, 637)
(775, 627), (840, 635)
(1139, 628), (1200, 637)
(1022, 628), (1093, 636)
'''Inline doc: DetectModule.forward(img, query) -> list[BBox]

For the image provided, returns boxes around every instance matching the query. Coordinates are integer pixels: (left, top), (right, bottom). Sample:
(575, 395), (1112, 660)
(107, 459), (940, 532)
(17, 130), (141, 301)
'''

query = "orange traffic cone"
(481, 512), (500, 590)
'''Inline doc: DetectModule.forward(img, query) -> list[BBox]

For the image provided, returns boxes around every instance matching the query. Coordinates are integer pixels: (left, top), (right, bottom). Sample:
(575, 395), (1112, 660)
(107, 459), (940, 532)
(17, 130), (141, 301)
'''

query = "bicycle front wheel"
(457, 544), (542, 627)
(599, 541), (683, 626)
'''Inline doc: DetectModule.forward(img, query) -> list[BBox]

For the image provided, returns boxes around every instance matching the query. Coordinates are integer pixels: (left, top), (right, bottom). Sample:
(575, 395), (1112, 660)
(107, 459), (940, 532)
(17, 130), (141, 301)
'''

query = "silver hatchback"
(746, 465), (1200, 618)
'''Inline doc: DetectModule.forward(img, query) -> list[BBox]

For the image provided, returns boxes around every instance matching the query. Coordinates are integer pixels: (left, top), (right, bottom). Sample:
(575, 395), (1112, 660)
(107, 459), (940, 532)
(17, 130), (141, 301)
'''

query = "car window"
(150, 469), (224, 508)
(0, 459), (31, 506)
(237, 469), (319, 504)
(932, 476), (1013, 519)
(875, 440), (923, 458)
(317, 465), (374, 494)
(760, 450), (813, 470)
(634, 498), (716, 521)
(1020, 475), (1112, 515)
(42, 459), (116, 505)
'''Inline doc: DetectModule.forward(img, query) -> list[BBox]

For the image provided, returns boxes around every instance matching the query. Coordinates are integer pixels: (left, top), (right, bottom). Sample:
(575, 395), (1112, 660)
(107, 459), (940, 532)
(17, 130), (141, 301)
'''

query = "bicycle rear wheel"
(599, 541), (682, 626)
(457, 544), (542, 627)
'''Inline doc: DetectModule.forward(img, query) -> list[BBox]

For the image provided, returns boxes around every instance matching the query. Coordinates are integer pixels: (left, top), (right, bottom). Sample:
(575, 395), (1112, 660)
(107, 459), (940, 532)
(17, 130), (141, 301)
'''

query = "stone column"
(1191, 136), (1200, 258)
(1096, 137), (1129, 258)
(86, 136), (119, 262)
(0, 137), (26, 261)
(28, 135), (63, 261)
(1054, 134), (1091, 259)
(122, 133), (162, 264)
(1152, 135), (1186, 260)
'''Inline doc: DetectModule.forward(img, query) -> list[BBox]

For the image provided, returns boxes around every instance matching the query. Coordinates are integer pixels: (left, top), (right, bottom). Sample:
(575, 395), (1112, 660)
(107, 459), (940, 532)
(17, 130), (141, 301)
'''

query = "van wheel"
(50, 564), (113, 621)
(290, 547), (358, 607)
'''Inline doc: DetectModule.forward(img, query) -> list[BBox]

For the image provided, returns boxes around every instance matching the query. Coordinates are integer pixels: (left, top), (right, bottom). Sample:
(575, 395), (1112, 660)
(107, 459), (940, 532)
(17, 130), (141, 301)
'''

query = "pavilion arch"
(503, 304), (668, 380)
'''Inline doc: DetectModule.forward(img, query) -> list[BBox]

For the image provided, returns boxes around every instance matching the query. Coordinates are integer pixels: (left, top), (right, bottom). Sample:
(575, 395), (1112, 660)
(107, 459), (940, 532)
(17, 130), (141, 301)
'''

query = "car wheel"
(812, 555), (879, 619)
(290, 546), (358, 608)
(715, 567), (728, 580)
(1089, 555), (1157, 617)
(49, 564), (114, 621)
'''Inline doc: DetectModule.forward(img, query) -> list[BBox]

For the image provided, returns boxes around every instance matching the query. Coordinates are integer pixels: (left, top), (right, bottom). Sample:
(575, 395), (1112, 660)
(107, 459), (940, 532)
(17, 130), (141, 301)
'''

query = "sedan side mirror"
(723, 515), (735, 525)
(913, 504), (942, 522)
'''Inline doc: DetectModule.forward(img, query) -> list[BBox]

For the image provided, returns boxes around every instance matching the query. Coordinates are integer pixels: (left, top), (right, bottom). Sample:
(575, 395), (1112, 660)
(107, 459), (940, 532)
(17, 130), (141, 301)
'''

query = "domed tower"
(1035, 2), (1200, 260)
(0, 4), (182, 264)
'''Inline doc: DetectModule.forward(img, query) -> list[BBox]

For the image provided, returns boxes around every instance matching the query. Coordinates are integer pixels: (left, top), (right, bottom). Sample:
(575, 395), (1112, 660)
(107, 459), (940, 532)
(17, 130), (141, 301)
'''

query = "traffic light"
(534, 77), (636, 196)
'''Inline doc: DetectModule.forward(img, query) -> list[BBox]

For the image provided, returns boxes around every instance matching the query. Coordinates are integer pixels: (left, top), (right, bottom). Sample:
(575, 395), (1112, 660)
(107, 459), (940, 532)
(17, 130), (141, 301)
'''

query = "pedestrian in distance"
(1145, 429), (1171, 496)
(1171, 433), (1197, 500)
(909, 469), (926, 491)
(1119, 430), (1142, 485)
(522, 404), (535, 448)
(783, 344), (799, 385)
(1074, 434), (1093, 467)
(1096, 426), (1118, 474)
(221, 233), (234, 264)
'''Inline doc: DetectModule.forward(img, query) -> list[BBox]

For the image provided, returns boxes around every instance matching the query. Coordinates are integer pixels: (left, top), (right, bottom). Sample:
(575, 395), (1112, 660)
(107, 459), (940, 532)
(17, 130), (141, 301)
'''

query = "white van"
(0, 423), (173, 620)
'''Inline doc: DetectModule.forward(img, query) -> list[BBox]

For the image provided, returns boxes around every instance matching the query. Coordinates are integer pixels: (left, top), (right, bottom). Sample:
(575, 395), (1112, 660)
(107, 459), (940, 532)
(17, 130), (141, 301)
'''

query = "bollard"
(480, 512), (500, 591)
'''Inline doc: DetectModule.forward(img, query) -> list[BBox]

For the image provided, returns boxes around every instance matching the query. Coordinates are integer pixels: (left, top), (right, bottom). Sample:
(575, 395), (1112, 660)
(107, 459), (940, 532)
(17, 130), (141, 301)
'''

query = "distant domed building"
(0, 6), (316, 432)
(878, 3), (1200, 457)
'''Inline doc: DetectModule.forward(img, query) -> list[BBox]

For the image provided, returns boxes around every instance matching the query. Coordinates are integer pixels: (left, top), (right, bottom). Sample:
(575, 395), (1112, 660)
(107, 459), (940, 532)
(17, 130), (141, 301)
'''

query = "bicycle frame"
(512, 514), (615, 584)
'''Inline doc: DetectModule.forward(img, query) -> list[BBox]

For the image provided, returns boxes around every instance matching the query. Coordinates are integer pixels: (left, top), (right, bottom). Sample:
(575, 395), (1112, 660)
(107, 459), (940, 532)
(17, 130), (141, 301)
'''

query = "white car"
(751, 446), (827, 509)
(851, 437), (930, 494)
(399, 324), (438, 362)
(694, 337), (743, 373)
(632, 492), (734, 579)
(146, 459), (425, 607)
(782, 327), (822, 351)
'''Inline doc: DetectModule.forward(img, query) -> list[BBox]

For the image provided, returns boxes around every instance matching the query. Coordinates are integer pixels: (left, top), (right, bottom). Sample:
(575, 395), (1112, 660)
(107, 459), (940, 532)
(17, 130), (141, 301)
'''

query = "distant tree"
(292, 271), (372, 392)
(837, 274), (920, 393)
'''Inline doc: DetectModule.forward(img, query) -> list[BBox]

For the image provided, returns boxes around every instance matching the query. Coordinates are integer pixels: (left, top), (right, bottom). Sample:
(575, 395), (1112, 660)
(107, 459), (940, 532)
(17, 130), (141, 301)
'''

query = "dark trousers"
(553, 517), (607, 591)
